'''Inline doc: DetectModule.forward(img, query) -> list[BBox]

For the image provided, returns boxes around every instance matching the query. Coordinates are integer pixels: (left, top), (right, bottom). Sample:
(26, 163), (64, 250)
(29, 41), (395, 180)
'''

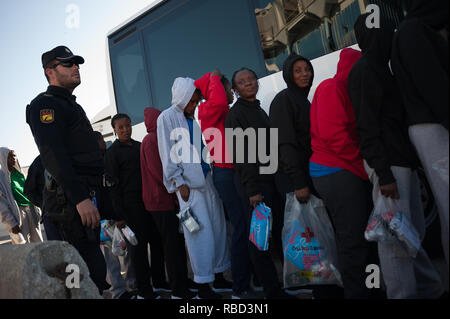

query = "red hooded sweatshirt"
(141, 107), (177, 211)
(310, 48), (368, 180)
(195, 73), (234, 169)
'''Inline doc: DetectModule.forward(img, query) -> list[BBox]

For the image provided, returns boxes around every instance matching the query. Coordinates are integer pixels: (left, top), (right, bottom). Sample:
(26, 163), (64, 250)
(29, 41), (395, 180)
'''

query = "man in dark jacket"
(349, 14), (444, 299)
(23, 155), (61, 240)
(105, 113), (168, 299)
(391, 0), (449, 268)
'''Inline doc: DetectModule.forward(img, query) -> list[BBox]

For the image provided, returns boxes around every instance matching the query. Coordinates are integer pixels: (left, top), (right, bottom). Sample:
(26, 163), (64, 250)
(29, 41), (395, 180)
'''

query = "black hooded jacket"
(348, 15), (420, 186)
(391, 0), (449, 130)
(269, 54), (314, 191)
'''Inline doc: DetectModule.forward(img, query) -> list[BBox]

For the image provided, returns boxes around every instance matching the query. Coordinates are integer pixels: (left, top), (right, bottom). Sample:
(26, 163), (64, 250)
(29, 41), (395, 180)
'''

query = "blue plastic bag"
(100, 220), (115, 248)
(249, 203), (272, 251)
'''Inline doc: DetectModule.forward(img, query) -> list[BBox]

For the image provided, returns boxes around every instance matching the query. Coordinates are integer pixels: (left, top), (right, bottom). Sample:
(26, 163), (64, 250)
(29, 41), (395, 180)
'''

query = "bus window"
(109, 32), (152, 125)
(254, 0), (404, 73)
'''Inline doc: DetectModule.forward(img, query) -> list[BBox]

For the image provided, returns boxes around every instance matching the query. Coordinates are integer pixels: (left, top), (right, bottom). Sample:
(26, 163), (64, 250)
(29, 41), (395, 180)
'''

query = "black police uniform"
(26, 84), (109, 292)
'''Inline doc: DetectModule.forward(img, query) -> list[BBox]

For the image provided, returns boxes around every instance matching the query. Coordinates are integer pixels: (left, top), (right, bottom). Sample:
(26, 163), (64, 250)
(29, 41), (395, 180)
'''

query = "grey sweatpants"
(365, 163), (444, 299)
(409, 123), (449, 267)
(19, 205), (43, 243)
(176, 172), (231, 284)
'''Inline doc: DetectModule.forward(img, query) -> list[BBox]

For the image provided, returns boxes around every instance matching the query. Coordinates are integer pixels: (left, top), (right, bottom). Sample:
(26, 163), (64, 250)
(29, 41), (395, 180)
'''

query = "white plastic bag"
(282, 193), (343, 288)
(100, 220), (116, 249)
(365, 196), (421, 258)
(121, 225), (138, 246)
(177, 207), (201, 234)
(9, 232), (26, 245)
(112, 227), (127, 257)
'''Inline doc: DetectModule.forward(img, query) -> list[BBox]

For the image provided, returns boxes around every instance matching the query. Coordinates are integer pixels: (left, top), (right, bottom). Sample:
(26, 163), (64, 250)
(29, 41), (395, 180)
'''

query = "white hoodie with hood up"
(157, 77), (207, 194)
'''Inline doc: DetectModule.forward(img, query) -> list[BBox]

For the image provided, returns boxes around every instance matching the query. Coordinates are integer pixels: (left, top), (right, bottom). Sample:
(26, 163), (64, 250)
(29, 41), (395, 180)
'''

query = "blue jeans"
(213, 167), (251, 293)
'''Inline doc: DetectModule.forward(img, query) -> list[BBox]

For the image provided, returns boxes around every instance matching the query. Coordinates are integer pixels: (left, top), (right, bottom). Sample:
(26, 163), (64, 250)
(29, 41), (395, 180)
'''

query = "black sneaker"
(267, 289), (298, 300)
(252, 276), (263, 292)
(137, 289), (161, 300)
(212, 275), (233, 293)
(171, 289), (198, 300)
(232, 290), (258, 299)
(188, 279), (202, 293)
(153, 281), (172, 293)
(118, 291), (136, 299)
(198, 284), (223, 299)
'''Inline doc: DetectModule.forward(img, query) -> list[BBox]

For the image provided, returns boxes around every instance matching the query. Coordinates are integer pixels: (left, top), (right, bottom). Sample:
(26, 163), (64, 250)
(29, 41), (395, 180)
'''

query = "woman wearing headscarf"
(391, 0), (449, 268)
(157, 77), (231, 299)
(349, 14), (444, 299)
(0, 147), (43, 243)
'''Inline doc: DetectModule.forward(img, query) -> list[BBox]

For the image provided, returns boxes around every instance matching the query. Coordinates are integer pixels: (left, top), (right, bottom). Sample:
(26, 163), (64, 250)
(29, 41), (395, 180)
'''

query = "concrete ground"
(1, 221), (448, 299)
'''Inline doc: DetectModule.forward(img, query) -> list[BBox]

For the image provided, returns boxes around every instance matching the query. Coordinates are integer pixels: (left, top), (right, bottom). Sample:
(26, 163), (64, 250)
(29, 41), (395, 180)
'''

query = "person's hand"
(295, 187), (310, 203)
(76, 199), (101, 229)
(380, 182), (400, 200)
(115, 220), (127, 229)
(11, 225), (21, 235)
(249, 194), (263, 208)
(179, 185), (190, 202)
(211, 69), (222, 78)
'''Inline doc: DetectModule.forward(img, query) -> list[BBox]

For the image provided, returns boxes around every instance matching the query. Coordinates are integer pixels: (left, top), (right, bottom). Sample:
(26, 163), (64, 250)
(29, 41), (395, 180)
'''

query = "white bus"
(106, 0), (406, 139)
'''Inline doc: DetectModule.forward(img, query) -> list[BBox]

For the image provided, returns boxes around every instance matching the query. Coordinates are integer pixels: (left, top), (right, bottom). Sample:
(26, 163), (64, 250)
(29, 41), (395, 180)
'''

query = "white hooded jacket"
(0, 147), (22, 231)
(157, 77), (207, 193)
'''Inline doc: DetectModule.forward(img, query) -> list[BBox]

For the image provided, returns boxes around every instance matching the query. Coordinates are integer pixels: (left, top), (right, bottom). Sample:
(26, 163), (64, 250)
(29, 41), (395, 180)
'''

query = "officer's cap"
(42, 46), (85, 69)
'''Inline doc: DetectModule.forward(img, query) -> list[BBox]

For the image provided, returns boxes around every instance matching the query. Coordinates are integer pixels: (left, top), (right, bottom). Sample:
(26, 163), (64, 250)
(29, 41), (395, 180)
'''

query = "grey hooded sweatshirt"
(157, 77), (207, 193)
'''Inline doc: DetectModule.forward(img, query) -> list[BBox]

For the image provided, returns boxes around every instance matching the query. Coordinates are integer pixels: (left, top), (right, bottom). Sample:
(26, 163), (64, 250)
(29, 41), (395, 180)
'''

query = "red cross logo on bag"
(301, 227), (315, 243)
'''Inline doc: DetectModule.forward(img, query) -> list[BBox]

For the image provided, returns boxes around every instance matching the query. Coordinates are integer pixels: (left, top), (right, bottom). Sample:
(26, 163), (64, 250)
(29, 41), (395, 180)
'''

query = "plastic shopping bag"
(432, 156), (449, 185)
(112, 227), (127, 257)
(282, 193), (343, 287)
(177, 207), (201, 234)
(121, 225), (138, 246)
(365, 196), (421, 258)
(249, 203), (272, 251)
(9, 232), (26, 245)
(100, 220), (115, 248)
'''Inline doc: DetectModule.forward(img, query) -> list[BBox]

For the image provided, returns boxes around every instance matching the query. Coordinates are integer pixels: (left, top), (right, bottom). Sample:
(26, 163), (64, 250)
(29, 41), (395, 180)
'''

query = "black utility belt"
(78, 174), (117, 188)
(77, 175), (103, 187)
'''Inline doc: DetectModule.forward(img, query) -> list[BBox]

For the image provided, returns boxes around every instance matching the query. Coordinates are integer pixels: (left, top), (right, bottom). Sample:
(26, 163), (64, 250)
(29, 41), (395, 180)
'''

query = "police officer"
(26, 46), (109, 293)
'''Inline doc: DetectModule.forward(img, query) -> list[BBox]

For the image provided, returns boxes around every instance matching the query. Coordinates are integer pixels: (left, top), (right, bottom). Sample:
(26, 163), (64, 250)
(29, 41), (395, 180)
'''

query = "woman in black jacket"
(225, 68), (294, 299)
(269, 54), (344, 299)
(269, 53), (314, 203)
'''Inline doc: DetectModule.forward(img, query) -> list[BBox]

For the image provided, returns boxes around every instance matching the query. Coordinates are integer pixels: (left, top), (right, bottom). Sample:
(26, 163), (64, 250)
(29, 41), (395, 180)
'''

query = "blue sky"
(0, 0), (156, 166)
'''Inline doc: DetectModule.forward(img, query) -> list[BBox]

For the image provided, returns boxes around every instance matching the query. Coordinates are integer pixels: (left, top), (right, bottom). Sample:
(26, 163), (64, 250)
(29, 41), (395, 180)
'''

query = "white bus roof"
(107, 0), (164, 37)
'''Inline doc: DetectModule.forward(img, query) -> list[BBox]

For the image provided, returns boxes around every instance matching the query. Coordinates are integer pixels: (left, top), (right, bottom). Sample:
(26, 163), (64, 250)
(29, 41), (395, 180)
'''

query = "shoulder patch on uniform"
(43, 94), (53, 97)
(40, 109), (55, 124)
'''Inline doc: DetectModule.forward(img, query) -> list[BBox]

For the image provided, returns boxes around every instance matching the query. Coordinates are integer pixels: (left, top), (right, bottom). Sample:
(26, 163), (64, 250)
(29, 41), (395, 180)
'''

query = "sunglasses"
(50, 61), (79, 69)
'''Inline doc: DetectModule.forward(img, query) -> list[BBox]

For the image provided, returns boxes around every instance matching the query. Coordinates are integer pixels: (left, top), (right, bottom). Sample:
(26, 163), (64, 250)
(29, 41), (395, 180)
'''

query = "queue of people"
(1, 2), (447, 299)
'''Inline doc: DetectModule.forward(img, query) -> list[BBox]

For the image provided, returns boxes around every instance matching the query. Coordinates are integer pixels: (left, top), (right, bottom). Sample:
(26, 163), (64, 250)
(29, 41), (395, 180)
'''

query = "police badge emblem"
(40, 109), (55, 124)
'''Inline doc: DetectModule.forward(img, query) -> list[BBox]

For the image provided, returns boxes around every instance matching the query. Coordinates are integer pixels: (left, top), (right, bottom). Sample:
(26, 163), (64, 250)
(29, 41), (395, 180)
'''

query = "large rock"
(0, 241), (102, 299)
